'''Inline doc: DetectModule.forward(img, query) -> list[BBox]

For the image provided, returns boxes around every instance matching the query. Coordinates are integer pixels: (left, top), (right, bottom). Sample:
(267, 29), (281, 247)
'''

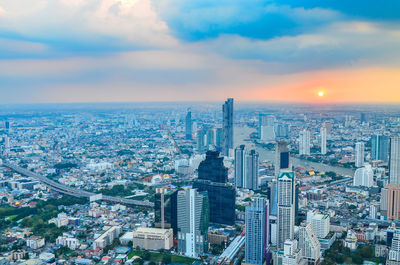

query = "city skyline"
(1, 1), (400, 104)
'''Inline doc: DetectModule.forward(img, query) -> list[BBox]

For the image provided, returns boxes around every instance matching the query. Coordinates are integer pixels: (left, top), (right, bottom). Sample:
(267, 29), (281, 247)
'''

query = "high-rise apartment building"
(245, 150), (259, 190)
(320, 126), (327, 155)
(260, 115), (276, 142)
(245, 198), (269, 265)
(277, 171), (296, 249)
(371, 135), (389, 162)
(185, 108), (192, 140)
(306, 210), (330, 239)
(215, 128), (223, 152)
(388, 229), (400, 264)
(222, 98), (234, 157)
(353, 164), (374, 187)
(177, 189), (209, 258)
(390, 137), (400, 185)
(355, 142), (365, 168)
(298, 222), (321, 265)
(299, 129), (310, 155)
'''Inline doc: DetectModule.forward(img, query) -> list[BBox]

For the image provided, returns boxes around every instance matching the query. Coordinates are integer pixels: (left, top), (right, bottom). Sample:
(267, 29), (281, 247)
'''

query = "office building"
(222, 98), (234, 156)
(371, 135), (389, 162)
(277, 171), (296, 249)
(177, 189), (209, 258)
(185, 108), (192, 140)
(245, 150), (259, 190)
(390, 137), (400, 185)
(132, 227), (173, 250)
(196, 129), (205, 152)
(299, 129), (310, 155)
(207, 129), (215, 147)
(353, 164), (374, 187)
(355, 142), (365, 168)
(320, 125), (327, 155)
(215, 128), (223, 152)
(275, 140), (290, 177)
(388, 229), (400, 263)
(198, 150), (227, 183)
(234, 145), (245, 188)
(306, 211), (330, 239)
(381, 185), (400, 221)
(154, 189), (178, 235)
(298, 222), (321, 265)
(245, 198), (269, 265)
(194, 151), (235, 225)
(260, 116), (276, 142)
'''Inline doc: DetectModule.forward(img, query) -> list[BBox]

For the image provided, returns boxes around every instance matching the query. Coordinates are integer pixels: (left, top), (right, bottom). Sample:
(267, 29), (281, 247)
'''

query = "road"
(2, 160), (154, 208)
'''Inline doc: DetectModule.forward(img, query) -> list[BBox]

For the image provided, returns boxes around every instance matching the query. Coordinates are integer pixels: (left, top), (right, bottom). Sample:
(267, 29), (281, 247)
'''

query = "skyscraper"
(320, 125), (327, 155)
(258, 113), (266, 139)
(245, 150), (259, 190)
(260, 116), (276, 142)
(185, 108), (192, 140)
(234, 145), (245, 188)
(177, 189), (209, 258)
(196, 129), (205, 152)
(206, 129), (215, 147)
(275, 140), (290, 177)
(193, 151), (236, 226)
(215, 128), (223, 152)
(355, 142), (365, 168)
(381, 185), (400, 221)
(390, 137), (400, 185)
(298, 222), (321, 265)
(299, 129), (310, 155)
(371, 135), (389, 162)
(222, 98), (233, 157)
(277, 171), (296, 249)
(154, 189), (178, 235)
(245, 198), (269, 265)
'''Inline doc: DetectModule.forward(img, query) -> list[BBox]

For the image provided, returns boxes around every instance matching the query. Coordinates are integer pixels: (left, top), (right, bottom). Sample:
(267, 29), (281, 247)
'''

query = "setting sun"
(318, 91), (324, 97)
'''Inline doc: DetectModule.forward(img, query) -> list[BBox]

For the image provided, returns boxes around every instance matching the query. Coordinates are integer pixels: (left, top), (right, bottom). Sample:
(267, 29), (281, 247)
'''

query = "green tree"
(162, 254), (172, 264)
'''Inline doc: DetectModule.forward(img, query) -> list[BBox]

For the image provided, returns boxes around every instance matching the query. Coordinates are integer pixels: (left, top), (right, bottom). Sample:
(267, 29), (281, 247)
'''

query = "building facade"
(222, 98), (234, 157)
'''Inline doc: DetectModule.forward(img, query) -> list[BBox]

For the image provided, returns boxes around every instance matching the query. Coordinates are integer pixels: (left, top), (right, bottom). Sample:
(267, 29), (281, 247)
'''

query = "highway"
(2, 161), (154, 208)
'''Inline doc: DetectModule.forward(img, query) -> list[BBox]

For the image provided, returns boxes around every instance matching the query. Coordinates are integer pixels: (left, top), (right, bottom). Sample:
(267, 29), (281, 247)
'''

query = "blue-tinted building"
(222, 98), (233, 156)
(245, 197), (270, 265)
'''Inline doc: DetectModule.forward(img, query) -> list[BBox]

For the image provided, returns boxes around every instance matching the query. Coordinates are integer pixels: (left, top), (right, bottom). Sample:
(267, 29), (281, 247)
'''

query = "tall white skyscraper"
(277, 171), (296, 249)
(298, 222), (321, 265)
(260, 115), (276, 142)
(353, 164), (374, 187)
(245, 198), (269, 265)
(3, 135), (10, 156)
(390, 137), (400, 185)
(299, 130), (310, 155)
(306, 211), (330, 239)
(245, 150), (259, 190)
(355, 142), (365, 168)
(177, 189), (209, 258)
(320, 126), (327, 155)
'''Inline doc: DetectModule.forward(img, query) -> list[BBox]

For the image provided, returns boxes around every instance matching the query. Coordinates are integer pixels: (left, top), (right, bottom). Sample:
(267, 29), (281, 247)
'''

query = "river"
(234, 126), (355, 177)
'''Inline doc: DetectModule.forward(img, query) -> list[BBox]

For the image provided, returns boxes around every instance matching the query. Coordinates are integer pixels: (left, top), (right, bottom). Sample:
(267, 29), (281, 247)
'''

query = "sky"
(0, 0), (400, 104)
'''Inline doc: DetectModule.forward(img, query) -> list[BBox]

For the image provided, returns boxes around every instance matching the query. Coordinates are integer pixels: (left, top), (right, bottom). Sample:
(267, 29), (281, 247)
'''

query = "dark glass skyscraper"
(185, 108), (192, 140)
(222, 98), (234, 156)
(193, 151), (236, 226)
(154, 190), (178, 235)
(198, 150), (227, 183)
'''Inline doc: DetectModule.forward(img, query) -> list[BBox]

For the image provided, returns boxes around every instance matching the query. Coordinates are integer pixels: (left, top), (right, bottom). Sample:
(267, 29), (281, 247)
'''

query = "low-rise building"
(26, 236), (45, 249)
(132, 227), (173, 250)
